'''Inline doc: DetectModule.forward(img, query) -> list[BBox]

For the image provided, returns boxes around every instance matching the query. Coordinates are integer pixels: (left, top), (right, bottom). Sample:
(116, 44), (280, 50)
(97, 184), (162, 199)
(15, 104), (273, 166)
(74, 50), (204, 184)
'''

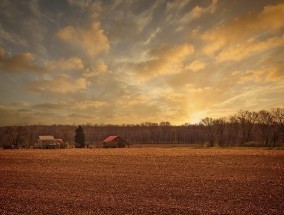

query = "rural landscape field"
(0, 148), (283, 214)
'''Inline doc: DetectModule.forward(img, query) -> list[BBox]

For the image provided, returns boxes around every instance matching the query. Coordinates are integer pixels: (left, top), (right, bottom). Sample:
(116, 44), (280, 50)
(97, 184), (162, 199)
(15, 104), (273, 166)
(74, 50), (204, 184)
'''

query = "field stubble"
(0, 148), (283, 214)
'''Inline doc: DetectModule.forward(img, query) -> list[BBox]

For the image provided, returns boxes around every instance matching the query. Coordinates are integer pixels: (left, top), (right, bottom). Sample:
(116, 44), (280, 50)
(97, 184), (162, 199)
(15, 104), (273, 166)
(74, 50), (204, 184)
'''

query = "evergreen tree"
(74, 125), (85, 148)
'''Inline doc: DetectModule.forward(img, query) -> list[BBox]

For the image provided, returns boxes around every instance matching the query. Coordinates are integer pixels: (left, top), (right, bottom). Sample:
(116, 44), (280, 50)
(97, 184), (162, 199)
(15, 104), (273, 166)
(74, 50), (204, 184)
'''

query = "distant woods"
(0, 108), (283, 148)
(200, 108), (284, 147)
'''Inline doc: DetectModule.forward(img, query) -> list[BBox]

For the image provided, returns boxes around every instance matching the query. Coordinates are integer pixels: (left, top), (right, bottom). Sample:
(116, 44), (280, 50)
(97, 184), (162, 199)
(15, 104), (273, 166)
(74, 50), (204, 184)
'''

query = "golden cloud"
(202, 3), (284, 55)
(34, 99), (109, 112)
(73, 100), (109, 110)
(185, 60), (206, 72)
(233, 66), (284, 84)
(56, 21), (109, 58)
(117, 94), (149, 107)
(129, 43), (195, 80)
(83, 59), (108, 78)
(211, 83), (284, 117)
(153, 86), (227, 124)
(0, 48), (44, 73)
(217, 35), (284, 62)
(46, 57), (84, 71)
(28, 75), (88, 94)
(93, 88), (192, 124)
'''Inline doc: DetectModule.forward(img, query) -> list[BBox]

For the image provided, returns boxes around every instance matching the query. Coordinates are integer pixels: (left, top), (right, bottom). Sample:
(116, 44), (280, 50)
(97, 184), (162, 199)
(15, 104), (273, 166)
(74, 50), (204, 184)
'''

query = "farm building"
(38, 136), (63, 149)
(102, 136), (127, 148)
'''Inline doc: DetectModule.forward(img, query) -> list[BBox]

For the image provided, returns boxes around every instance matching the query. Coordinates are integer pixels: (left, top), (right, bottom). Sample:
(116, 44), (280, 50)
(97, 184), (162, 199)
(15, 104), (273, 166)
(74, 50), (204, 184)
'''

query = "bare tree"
(159, 121), (171, 143)
(5, 126), (28, 148)
(61, 125), (74, 144)
(26, 125), (37, 148)
(257, 110), (274, 146)
(271, 108), (284, 146)
(214, 118), (226, 146)
(237, 110), (258, 145)
(226, 116), (239, 146)
(0, 108), (282, 148)
(201, 117), (216, 147)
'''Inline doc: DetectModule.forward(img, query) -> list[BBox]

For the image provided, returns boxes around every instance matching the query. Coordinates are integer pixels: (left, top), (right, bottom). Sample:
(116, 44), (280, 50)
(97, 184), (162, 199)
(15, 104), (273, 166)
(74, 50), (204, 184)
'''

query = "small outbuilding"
(38, 135), (62, 149)
(102, 136), (127, 148)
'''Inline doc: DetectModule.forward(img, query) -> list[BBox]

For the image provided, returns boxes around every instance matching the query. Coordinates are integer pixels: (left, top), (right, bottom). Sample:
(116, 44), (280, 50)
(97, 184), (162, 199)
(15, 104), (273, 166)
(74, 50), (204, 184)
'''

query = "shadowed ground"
(0, 148), (283, 214)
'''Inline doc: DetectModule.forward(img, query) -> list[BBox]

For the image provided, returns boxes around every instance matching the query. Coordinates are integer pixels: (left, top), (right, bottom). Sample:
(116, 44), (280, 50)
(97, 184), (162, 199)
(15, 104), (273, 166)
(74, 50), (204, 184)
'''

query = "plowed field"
(0, 148), (283, 214)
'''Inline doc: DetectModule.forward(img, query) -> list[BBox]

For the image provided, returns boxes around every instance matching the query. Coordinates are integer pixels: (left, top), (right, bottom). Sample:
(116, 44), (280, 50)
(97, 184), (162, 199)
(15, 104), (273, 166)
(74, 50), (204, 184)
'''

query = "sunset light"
(0, 0), (283, 125)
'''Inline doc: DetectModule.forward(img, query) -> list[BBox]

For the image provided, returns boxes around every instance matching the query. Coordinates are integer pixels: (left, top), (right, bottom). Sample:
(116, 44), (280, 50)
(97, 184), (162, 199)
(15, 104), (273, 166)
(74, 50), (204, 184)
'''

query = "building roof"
(103, 136), (119, 143)
(102, 135), (126, 143)
(39, 135), (55, 140)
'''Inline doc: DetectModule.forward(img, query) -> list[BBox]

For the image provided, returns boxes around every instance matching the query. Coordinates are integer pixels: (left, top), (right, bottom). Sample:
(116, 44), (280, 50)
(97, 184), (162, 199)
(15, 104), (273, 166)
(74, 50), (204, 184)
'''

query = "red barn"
(102, 136), (127, 148)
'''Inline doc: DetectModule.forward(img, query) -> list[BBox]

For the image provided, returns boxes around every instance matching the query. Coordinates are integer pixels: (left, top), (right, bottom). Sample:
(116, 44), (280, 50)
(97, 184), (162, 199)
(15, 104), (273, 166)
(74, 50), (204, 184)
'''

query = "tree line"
(0, 108), (283, 148)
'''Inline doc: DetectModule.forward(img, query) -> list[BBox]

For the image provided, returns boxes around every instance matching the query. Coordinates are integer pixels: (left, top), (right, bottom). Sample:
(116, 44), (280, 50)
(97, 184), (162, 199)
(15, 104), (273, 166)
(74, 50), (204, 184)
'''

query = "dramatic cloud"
(46, 57), (84, 72)
(202, 3), (284, 55)
(129, 43), (194, 80)
(0, 48), (44, 73)
(56, 21), (109, 58)
(216, 35), (284, 62)
(0, 1), (283, 125)
(28, 75), (88, 94)
(83, 59), (108, 78)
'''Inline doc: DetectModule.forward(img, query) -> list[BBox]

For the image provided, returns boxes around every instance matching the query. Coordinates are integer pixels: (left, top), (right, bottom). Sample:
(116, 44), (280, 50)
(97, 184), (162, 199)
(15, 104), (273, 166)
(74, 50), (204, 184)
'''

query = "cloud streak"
(202, 3), (284, 55)
(0, 48), (44, 73)
(0, 1), (283, 125)
(128, 43), (195, 80)
(28, 75), (88, 94)
(216, 35), (284, 62)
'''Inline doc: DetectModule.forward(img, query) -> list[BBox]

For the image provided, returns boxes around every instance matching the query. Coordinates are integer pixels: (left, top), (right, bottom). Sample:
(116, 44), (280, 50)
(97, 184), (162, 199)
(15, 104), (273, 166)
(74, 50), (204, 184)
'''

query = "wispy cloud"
(185, 60), (206, 72)
(28, 75), (89, 94)
(202, 3), (284, 55)
(216, 35), (284, 63)
(233, 66), (284, 84)
(0, 0), (283, 125)
(181, 0), (218, 23)
(127, 43), (195, 81)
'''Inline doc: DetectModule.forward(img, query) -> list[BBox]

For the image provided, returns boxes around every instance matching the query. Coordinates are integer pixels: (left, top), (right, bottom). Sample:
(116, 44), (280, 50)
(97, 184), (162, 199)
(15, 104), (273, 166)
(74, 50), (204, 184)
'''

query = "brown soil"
(0, 148), (283, 214)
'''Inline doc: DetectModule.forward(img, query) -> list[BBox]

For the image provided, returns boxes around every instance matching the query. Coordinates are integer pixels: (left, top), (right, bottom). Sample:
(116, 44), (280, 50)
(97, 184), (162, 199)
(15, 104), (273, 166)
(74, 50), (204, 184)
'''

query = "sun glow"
(0, 1), (283, 126)
(189, 111), (207, 124)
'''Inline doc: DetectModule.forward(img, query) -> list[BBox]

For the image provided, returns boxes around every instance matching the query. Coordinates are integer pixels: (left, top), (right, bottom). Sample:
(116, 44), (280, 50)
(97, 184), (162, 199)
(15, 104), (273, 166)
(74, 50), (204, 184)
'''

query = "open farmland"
(0, 148), (283, 214)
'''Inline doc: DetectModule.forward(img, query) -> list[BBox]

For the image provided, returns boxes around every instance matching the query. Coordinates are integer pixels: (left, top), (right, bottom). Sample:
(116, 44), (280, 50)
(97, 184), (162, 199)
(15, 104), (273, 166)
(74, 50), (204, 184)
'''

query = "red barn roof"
(102, 136), (127, 148)
(103, 136), (120, 143)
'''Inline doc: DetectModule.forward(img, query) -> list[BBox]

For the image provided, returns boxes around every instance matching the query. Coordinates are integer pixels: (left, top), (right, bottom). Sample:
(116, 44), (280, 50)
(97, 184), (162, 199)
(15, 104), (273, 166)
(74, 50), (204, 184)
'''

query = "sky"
(0, 0), (283, 126)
